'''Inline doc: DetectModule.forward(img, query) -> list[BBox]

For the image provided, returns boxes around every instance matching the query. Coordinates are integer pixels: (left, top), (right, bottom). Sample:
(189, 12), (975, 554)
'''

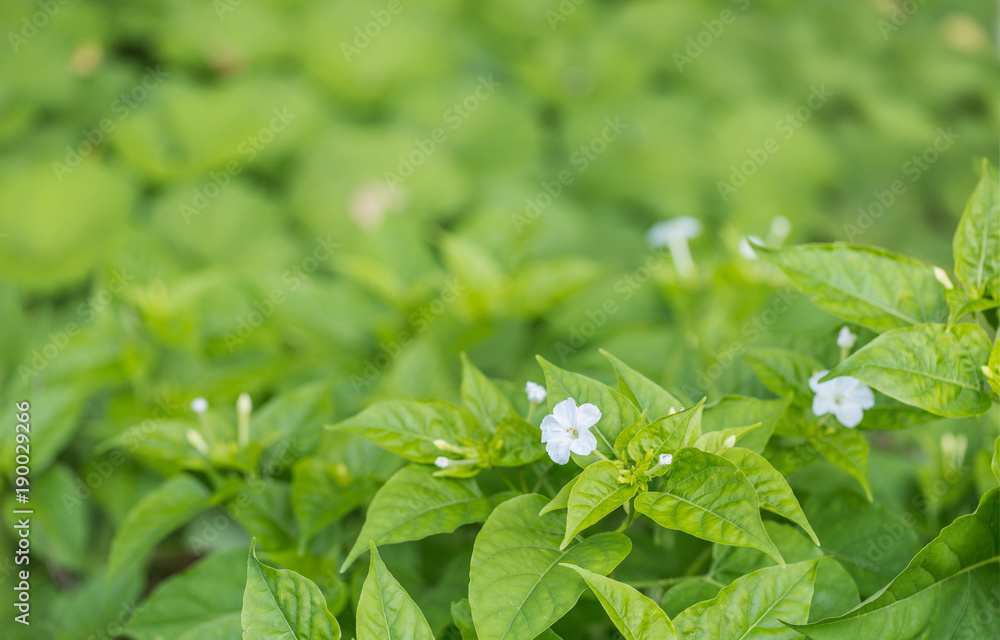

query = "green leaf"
(242, 540), (341, 640)
(993, 437), (999, 484)
(253, 382), (331, 466)
(292, 457), (368, 553)
(755, 243), (946, 332)
(341, 464), (498, 571)
(986, 339), (1000, 396)
(357, 543), (434, 640)
(791, 489), (999, 639)
(722, 447), (819, 545)
(601, 349), (684, 419)
(561, 564), (677, 640)
(561, 461), (638, 548)
(614, 419), (648, 459)
(953, 159), (999, 301)
(945, 287), (998, 327)
(692, 422), (760, 454)
(126, 548), (246, 640)
(674, 560), (820, 640)
(469, 494), (631, 640)
(540, 474), (580, 515)
(626, 401), (705, 464)
(633, 448), (783, 564)
(461, 353), (518, 432)
(331, 400), (479, 463)
(661, 580), (721, 618)
(809, 427), (873, 500)
(828, 323), (992, 417)
(745, 348), (825, 402)
(802, 489), (919, 596)
(702, 394), (790, 454)
(537, 356), (642, 461)
(451, 599), (563, 640)
(491, 416), (547, 467)
(107, 473), (213, 583)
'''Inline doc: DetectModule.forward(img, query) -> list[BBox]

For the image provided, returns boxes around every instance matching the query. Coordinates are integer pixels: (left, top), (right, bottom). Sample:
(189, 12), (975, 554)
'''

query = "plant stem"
(495, 468), (520, 493)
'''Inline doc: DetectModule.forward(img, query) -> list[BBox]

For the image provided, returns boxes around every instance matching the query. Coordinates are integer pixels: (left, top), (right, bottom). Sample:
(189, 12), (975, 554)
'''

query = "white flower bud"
(434, 457), (450, 469)
(190, 397), (209, 414)
(525, 381), (547, 404)
(185, 429), (210, 455)
(837, 326), (857, 350)
(237, 392), (252, 415)
(658, 453), (673, 466)
(933, 266), (954, 290)
(721, 435), (736, 452)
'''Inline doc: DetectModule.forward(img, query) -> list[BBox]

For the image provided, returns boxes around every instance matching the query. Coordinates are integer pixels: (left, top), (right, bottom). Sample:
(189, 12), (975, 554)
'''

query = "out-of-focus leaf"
(953, 159), (999, 301)
(562, 564), (677, 640)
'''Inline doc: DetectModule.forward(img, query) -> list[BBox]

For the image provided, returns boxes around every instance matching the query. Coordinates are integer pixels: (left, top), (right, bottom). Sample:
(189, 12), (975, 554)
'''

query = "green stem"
(495, 468), (520, 493)
(684, 546), (713, 577)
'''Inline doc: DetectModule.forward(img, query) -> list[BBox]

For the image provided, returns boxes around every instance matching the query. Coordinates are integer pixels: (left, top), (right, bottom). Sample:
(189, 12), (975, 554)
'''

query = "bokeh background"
(0, 0), (998, 638)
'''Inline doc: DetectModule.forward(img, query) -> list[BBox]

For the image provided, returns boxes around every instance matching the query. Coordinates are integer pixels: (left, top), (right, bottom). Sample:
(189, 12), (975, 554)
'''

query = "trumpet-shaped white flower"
(809, 370), (875, 428)
(191, 397), (209, 414)
(658, 453), (673, 466)
(540, 398), (601, 464)
(525, 381), (547, 404)
(837, 326), (857, 350)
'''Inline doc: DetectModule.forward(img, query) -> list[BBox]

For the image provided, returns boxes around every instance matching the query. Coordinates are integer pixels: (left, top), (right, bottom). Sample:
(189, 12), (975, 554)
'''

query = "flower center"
(566, 427), (578, 438)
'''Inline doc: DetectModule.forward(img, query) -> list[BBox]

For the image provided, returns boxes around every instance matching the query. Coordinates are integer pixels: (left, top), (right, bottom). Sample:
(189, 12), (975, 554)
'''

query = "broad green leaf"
(993, 437), (999, 484)
(809, 426), (873, 500)
(357, 543), (434, 640)
(341, 465), (498, 571)
(661, 580), (721, 618)
(626, 401), (705, 464)
(292, 457), (368, 553)
(562, 564), (677, 640)
(561, 461), (638, 548)
(810, 556), (862, 622)
(791, 489), (1000, 639)
(756, 243), (946, 332)
(953, 159), (999, 301)
(674, 560), (820, 640)
(633, 448), (783, 564)
(945, 287), (998, 327)
(451, 599), (562, 640)
(253, 382), (331, 466)
(722, 447), (819, 545)
(829, 323), (992, 417)
(692, 422), (760, 454)
(614, 419), (648, 459)
(986, 339), (1000, 396)
(107, 473), (213, 583)
(601, 349), (684, 419)
(540, 474), (580, 515)
(702, 394), (791, 453)
(803, 489), (919, 596)
(126, 548), (245, 640)
(538, 356), (642, 460)
(461, 353), (518, 432)
(331, 400), (479, 463)
(491, 416), (547, 467)
(469, 494), (631, 640)
(745, 348), (825, 402)
(242, 541), (340, 640)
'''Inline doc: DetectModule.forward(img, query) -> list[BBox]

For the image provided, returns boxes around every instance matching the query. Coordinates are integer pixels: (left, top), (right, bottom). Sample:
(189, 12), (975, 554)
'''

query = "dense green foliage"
(0, 0), (998, 638)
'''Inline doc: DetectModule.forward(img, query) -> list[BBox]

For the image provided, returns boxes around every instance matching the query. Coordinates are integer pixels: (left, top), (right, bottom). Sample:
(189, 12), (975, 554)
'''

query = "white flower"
(190, 397), (209, 414)
(540, 398), (601, 464)
(738, 235), (763, 260)
(837, 326), (857, 350)
(658, 453), (673, 466)
(525, 381), (547, 404)
(809, 370), (875, 428)
(434, 457), (450, 469)
(646, 217), (701, 277)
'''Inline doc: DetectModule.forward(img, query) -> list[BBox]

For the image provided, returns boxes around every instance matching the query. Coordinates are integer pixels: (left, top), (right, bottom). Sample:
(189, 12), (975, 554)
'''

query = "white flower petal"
(552, 398), (578, 428)
(575, 403), (602, 430)
(808, 370), (831, 393)
(812, 394), (836, 418)
(546, 439), (573, 465)
(849, 382), (875, 410)
(834, 403), (864, 428)
(569, 429), (598, 456)
(539, 415), (564, 440)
